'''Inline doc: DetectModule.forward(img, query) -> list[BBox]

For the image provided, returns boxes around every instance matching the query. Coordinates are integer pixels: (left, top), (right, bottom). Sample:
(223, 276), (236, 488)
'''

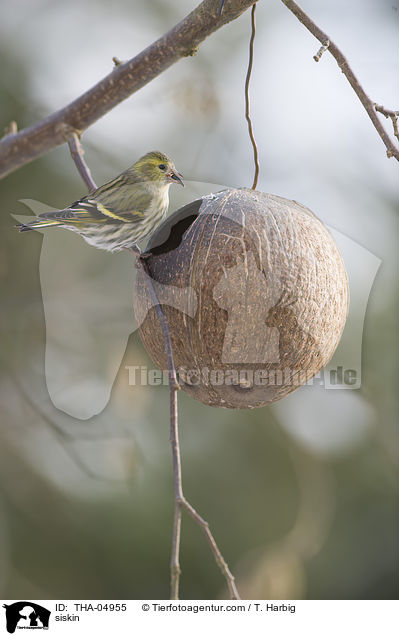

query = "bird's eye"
(158, 164), (166, 171)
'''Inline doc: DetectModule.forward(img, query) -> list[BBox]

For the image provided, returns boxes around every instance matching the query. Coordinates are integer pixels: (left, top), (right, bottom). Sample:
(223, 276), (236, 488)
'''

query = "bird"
(17, 150), (184, 253)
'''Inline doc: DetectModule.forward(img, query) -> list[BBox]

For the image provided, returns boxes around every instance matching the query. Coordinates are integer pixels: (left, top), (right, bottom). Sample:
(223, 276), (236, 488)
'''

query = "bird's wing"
(95, 181), (153, 221)
(36, 182), (153, 225)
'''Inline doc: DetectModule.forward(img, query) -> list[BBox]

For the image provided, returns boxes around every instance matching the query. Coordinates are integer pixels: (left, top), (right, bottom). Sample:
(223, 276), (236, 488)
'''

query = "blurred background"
(0, 0), (398, 599)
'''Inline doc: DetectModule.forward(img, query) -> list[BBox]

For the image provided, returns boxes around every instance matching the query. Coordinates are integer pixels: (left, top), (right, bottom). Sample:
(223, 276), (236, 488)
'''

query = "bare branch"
(0, 0), (257, 181)
(66, 137), (239, 599)
(169, 388), (183, 600)
(244, 4), (260, 190)
(182, 497), (240, 599)
(138, 260), (181, 393)
(137, 258), (240, 599)
(66, 134), (184, 594)
(136, 256), (240, 599)
(374, 104), (399, 143)
(281, 0), (399, 161)
(135, 259), (183, 599)
(67, 133), (97, 192)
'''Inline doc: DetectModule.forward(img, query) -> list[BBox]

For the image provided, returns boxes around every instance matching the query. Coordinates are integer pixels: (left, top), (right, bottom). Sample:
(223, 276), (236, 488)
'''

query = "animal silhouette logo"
(2, 602), (50, 633)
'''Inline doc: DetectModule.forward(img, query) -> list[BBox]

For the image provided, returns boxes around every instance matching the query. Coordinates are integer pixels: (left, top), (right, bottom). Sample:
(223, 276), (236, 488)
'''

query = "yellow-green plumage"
(17, 151), (184, 252)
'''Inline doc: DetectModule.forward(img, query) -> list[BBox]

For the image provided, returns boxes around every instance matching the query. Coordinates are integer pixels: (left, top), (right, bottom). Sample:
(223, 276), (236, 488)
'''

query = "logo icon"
(2, 602), (51, 633)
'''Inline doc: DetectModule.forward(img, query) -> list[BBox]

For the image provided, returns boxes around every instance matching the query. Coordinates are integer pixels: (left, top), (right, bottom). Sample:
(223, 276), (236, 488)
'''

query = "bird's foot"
(129, 245), (152, 259)
(129, 245), (141, 257)
(128, 245), (153, 268)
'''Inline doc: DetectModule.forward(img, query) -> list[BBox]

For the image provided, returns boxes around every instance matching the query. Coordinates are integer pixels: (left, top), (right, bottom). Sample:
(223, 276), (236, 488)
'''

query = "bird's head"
(133, 151), (184, 188)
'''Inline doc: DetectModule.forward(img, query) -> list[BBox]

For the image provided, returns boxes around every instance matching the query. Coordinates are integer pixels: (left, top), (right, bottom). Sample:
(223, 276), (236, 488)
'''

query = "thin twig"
(374, 104), (399, 142)
(169, 385), (183, 599)
(134, 256), (183, 598)
(137, 259), (180, 391)
(67, 132), (97, 192)
(0, 0), (257, 180)
(138, 259), (240, 598)
(245, 4), (260, 190)
(181, 498), (240, 599)
(137, 257), (240, 599)
(281, 0), (399, 161)
(65, 138), (183, 591)
(66, 139), (240, 599)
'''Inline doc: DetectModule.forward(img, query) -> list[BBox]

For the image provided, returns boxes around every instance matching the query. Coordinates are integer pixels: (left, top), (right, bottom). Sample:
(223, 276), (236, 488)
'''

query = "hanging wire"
(245, 4), (260, 190)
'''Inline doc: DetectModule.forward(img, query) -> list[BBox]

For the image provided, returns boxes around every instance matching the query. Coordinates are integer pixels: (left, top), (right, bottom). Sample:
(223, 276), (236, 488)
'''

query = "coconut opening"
(144, 199), (203, 256)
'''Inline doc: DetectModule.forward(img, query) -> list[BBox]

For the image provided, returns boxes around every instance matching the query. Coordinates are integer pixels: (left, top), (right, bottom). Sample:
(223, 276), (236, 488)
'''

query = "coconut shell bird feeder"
(133, 188), (349, 409)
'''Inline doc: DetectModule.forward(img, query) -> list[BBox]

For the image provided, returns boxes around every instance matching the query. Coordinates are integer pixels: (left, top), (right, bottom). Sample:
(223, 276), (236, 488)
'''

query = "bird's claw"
(129, 245), (152, 259)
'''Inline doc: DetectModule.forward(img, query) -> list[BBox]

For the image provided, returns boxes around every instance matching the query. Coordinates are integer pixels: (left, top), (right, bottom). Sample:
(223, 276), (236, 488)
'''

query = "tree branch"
(281, 0), (399, 161)
(244, 4), (260, 190)
(181, 497), (240, 599)
(66, 137), (240, 600)
(67, 133), (97, 192)
(169, 385), (183, 600)
(136, 259), (184, 599)
(0, 0), (257, 181)
(374, 104), (399, 143)
(138, 257), (240, 599)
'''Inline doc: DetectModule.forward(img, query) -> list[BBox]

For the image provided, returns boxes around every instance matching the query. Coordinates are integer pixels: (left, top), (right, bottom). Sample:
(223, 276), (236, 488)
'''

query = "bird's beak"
(168, 170), (184, 187)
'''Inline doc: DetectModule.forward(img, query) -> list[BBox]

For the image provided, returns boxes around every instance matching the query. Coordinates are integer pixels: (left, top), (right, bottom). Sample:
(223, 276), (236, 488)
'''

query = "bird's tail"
(16, 217), (62, 232)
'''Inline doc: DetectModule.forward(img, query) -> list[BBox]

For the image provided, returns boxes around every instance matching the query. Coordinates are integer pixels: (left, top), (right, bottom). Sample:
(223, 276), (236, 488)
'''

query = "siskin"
(17, 150), (184, 252)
